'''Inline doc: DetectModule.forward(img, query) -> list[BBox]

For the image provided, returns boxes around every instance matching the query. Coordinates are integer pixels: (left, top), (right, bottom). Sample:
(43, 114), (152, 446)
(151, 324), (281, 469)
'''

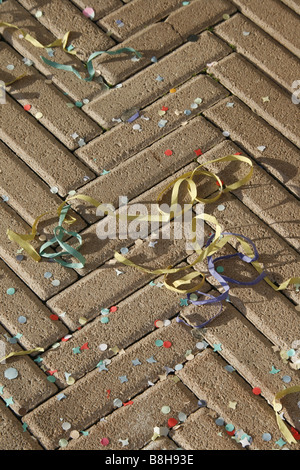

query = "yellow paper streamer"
(0, 22), (76, 54)
(0, 348), (44, 363)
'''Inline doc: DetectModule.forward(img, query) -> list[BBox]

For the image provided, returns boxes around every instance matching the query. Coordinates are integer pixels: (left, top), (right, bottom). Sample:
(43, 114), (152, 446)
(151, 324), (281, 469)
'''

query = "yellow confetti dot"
(79, 317), (88, 325)
(170, 88), (176, 94)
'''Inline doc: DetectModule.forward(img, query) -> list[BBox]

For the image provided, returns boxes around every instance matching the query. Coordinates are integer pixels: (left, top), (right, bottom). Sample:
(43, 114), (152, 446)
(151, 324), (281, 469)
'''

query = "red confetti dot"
(100, 437), (109, 446)
(161, 106), (169, 111)
(163, 340), (172, 349)
(80, 342), (89, 350)
(110, 306), (117, 312)
(194, 148), (202, 156)
(24, 104), (31, 111)
(252, 387), (261, 395)
(216, 180), (225, 187)
(164, 149), (173, 156)
(47, 369), (57, 376)
(226, 430), (235, 436)
(50, 314), (59, 321)
(123, 400), (134, 406)
(167, 418), (178, 428)
(234, 152), (242, 155)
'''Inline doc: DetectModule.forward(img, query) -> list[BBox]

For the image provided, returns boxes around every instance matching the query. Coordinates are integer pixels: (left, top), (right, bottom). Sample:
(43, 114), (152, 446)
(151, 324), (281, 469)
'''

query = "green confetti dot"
(216, 266), (224, 273)
(47, 376), (56, 383)
(155, 339), (164, 347)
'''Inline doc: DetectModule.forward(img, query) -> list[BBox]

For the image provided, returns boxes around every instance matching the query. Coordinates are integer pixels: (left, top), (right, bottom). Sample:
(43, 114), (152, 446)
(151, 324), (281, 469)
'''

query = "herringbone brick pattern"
(0, 0), (299, 450)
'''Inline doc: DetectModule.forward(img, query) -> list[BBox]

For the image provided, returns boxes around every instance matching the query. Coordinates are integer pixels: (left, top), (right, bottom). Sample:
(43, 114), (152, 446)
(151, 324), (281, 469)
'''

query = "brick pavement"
(0, 0), (299, 451)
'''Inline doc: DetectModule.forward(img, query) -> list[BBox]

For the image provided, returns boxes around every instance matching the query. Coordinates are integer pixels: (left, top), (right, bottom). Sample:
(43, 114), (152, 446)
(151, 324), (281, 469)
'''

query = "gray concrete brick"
(94, 22), (183, 86)
(0, 260), (68, 352)
(203, 96), (300, 198)
(0, 324), (57, 416)
(83, 31), (231, 128)
(64, 378), (198, 450)
(209, 53), (300, 148)
(0, 42), (101, 151)
(0, 95), (95, 197)
(215, 13), (300, 93)
(166, 0), (236, 39)
(0, 141), (86, 235)
(98, 0), (184, 41)
(231, 0), (300, 58)
(171, 407), (244, 450)
(23, 320), (199, 449)
(178, 349), (298, 450)
(180, 299), (300, 414)
(75, 74), (228, 175)
(18, 0), (115, 61)
(0, 0), (105, 102)
(71, 0), (123, 20)
(280, 0), (300, 14)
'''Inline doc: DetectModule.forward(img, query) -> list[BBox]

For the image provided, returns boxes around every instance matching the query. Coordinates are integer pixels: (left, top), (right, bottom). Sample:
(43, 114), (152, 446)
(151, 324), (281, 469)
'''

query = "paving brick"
(180, 298), (300, 415)
(209, 53), (300, 148)
(71, 0), (123, 20)
(178, 349), (298, 450)
(0, 0), (105, 102)
(75, 74), (228, 174)
(166, 0), (236, 39)
(23, 320), (199, 449)
(0, 260), (68, 352)
(203, 96), (300, 198)
(171, 407), (243, 450)
(98, 0), (184, 41)
(0, 43), (101, 151)
(72, 115), (224, 224)
(46, 225), (195, 330)
(18, 0), (115, 61)
(214, 13), (300, 93)
(0, 324), (57, 416)
(0, 95), (95, 197)
(0, 141), (86, 236)
(82, 31), (231, 128)
(64, 378), (198, 450)
(93, 22), (182, 86)
(0, 398), (42, 450)
(41, 272), (210, 384)
(280, 0), (300, 14)
(199, 140), (300, 253)
(0, 202), (78, 301)
(231, 0), (300, 58)
(188, 239), (300, 352)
